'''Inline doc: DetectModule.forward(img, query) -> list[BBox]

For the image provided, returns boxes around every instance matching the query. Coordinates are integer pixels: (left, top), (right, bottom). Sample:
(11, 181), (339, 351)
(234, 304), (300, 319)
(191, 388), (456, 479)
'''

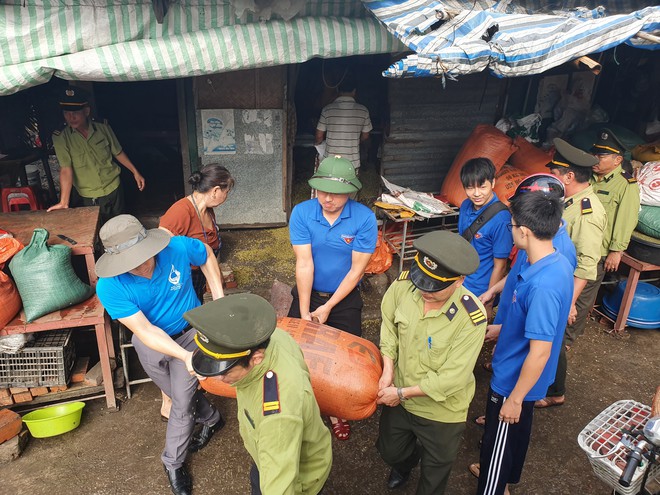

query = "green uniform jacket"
(380, 280), (487, 423)
(591, 166), (640, 256)
(52, 122), (122, 198)
(563, 186), (608, 281)
(234, 329), (332, 495)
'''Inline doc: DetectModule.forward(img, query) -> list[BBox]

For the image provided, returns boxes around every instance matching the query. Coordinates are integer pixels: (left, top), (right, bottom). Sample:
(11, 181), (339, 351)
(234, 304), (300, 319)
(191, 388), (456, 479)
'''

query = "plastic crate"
(578, 400), (660, 495)
(0, 330), (75, 388)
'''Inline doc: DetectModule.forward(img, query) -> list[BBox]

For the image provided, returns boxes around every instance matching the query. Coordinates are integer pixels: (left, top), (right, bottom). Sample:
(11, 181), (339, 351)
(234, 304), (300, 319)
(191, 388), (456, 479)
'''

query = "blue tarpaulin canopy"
(361, 0), (660, 78)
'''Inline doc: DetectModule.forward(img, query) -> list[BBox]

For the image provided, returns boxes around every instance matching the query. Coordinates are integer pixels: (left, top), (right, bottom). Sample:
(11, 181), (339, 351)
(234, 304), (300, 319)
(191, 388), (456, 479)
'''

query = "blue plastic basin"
(602, 281), (660, 329)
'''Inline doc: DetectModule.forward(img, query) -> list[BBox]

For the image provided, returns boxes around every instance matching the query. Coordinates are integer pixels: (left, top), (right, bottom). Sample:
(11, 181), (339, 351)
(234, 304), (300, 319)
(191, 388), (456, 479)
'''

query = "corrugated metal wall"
(382, 73), (504, 192)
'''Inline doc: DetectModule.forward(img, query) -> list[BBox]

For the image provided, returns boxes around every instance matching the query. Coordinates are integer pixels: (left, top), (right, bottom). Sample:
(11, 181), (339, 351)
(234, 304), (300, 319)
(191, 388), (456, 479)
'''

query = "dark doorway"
(292, 54), (390, 194)
(93, 79), (183, 217)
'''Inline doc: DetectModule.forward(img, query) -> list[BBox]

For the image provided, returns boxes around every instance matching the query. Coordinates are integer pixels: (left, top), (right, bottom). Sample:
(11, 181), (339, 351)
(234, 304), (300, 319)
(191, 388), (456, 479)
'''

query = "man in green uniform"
(48, 86), (145, 223)
(537, 138), (607, 408)
(184, 294), (332, 495)
(563, 128), (640, 344)
(376, 231), (487, 494)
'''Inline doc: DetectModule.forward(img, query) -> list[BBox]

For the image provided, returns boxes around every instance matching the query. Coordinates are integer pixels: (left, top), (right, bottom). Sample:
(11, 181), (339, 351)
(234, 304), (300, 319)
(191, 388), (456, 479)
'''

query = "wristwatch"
(397, 387), (408, 401)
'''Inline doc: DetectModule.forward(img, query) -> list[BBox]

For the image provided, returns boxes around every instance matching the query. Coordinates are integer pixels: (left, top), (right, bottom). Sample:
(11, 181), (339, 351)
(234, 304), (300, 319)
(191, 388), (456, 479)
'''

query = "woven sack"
(636, 161), (660, 207)
(200, 317), (383, 420)
(440, 125), (518, 207)
(508, 136), (555, 175)
(9, 228), (94, 322)
(636, 205), (660, 240)
(0, 237), (24, 269)
(0, 271), (21, 327)
(492, 165), (529, 206)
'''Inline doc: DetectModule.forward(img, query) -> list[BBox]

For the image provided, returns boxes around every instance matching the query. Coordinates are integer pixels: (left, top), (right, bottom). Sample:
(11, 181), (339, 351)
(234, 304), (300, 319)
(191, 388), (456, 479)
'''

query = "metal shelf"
(378, 206), (459, 273)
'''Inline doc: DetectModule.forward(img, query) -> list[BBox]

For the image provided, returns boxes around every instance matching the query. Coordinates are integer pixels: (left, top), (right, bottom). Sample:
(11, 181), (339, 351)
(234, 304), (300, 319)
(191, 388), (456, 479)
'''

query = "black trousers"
(376, 405), (465, 495)
(73, 183), (125, 225)
(288, 285), (363, 337)
(546, 337), (568, 397)
(477, 389), (535, 495)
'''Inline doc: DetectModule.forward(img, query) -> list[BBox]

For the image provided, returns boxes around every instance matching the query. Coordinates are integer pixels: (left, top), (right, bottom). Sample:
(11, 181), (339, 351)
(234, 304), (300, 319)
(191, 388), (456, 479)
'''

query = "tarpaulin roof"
(0, 0), (403, 96)
(361, 0), (660, 79)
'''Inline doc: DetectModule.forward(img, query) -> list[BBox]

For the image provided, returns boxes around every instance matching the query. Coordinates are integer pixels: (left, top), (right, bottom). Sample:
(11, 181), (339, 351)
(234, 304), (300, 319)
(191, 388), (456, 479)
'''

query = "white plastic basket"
(578, 400), (660, 495)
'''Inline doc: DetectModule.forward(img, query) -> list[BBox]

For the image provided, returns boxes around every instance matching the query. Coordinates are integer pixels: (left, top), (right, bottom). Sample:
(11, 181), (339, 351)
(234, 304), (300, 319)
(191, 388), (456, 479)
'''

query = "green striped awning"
(0, 1), (403, 95)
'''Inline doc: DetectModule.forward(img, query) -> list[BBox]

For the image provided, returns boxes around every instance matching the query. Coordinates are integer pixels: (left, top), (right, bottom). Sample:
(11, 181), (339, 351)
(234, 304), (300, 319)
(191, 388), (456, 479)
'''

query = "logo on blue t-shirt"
(169, 265), (181, 291)
(474, 232), (482, 239)
(341, 234), (355, 245)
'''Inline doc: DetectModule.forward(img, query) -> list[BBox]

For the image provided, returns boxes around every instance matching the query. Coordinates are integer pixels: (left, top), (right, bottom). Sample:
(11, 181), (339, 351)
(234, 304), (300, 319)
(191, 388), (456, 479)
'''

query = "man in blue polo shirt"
(472, 190), (573, 495)
(458, 158), (513, 304)
(288, 155), (377, 441)
(95, 215), (225, 495)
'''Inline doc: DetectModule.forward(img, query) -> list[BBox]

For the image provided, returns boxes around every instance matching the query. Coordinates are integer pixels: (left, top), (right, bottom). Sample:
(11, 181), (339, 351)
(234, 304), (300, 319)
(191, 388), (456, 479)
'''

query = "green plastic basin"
(22, 402), (85, 438)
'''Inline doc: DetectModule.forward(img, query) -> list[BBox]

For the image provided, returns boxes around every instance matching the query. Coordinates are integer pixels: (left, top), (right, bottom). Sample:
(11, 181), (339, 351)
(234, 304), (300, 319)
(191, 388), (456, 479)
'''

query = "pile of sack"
(440, 125), (554, 207)
(0, 228), (94, 329)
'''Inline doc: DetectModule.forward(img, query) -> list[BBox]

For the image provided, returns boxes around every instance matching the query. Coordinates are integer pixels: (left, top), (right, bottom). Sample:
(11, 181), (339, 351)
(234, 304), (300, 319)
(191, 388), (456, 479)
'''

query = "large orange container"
(199, 317), (383, 420)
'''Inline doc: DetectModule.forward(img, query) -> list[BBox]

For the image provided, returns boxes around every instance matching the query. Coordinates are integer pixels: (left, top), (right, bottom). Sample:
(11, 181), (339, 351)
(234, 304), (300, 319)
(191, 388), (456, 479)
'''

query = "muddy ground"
(1, 223), (658, 495)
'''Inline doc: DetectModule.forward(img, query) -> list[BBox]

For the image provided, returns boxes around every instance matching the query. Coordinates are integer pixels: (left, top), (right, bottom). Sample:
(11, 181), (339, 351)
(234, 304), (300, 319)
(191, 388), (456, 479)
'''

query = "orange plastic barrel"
(198, 317), (383, 420)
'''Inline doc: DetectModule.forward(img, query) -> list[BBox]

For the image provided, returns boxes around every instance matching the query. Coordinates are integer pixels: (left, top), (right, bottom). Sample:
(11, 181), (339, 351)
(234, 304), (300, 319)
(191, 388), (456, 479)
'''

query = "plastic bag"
(365, 231), (393, 275)
(9, 228), (94, 322)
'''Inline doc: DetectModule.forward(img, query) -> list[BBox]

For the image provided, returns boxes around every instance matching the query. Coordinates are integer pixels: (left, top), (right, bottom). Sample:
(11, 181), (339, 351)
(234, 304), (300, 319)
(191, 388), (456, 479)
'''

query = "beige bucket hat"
(96, 215), (170, 278)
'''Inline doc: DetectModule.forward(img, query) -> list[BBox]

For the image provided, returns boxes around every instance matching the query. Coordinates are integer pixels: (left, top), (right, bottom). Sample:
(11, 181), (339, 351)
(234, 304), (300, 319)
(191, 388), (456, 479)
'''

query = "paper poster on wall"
(242, 110), (273, 127)
(244, 133), (274, 154)
(201, 109), (236, 155)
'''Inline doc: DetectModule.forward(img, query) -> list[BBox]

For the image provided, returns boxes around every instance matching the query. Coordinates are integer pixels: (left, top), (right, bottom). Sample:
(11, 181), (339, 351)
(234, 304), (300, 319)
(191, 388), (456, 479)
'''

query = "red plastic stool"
(1, 186), (42, 212)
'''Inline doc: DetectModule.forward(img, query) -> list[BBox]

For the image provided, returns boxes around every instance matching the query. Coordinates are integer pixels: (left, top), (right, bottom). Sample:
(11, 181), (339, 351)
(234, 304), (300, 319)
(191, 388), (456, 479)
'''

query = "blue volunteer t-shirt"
(96, 236), (207, 335)
(458, 194), (513, 296)
(490, 251), (573, 401)
(495, 219), (577, 327)
(289, 198), (377, 293)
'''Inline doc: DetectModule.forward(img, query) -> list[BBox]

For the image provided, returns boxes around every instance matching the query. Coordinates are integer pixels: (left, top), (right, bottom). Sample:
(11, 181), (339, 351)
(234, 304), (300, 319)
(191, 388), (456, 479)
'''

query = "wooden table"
(612, 252), (660, 334)
(0, 207), (100, 286)
(0, 207), (117, 409)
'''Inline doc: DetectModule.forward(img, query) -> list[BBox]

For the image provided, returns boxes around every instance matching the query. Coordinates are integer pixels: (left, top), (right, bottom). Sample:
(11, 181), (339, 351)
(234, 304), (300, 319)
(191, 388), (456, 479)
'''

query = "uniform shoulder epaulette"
(52, 129), (61, 136)
(397, 270), (410, 281)
(460, 294), (487, 326)
(262, 370), (280, 416)
(621, 170), (637, 183)
(580, 197), (593, 215)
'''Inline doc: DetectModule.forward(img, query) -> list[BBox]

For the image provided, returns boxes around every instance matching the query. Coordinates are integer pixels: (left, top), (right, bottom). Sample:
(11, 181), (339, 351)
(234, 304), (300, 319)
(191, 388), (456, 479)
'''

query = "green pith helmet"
(308, 156), (362, 194)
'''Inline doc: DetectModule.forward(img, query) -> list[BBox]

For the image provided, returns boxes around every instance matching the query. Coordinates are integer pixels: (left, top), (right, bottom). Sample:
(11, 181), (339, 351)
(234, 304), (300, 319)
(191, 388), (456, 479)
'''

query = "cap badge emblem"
(66, 89), (75, 96)
(198, 332), (209, 343)
(423, 256), (437, 270)
(601, 132), (608, 140)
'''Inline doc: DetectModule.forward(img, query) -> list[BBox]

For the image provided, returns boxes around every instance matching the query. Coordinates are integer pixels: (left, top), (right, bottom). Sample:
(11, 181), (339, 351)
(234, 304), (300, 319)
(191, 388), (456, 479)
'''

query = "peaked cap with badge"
(59, 86), (90, 110)
(590, 128), (626, 156)
(185, 294), (277, 377)
(409, 231), (479, 292)
(549, 138), (598, 169)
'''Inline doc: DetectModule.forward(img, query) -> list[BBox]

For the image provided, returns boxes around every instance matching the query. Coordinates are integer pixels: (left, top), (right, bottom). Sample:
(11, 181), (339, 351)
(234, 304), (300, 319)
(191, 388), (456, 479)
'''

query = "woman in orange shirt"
(157, 163), (234, 420)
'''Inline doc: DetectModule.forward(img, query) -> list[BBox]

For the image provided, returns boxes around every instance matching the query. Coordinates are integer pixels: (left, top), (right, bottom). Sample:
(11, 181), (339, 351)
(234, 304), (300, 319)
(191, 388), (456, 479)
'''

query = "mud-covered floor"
(1, 222), (658, 494)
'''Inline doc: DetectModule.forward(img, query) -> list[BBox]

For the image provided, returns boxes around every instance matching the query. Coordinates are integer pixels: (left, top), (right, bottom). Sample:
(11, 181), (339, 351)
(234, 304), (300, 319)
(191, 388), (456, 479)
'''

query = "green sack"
(636, 205), (660, 240)
(8, 228), (94, 322)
